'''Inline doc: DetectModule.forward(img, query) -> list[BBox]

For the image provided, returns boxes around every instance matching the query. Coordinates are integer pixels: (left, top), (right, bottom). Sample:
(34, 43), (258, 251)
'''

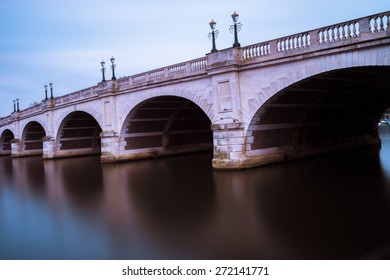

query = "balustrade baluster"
(369, 18), (374, 33)
(340, 25), (345, 39)
(387, 15), (390, 30)
(374, 16), (378, 32)
(335, 26), (340, 40)
(379, 16), (384, 31)
(352, 22), (357, 36)
(347, 24), (352, 38)
(331, 27), (335, 41)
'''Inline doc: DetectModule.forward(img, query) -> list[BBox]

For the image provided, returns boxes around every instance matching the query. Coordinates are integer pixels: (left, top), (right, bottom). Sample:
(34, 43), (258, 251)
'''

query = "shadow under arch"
(56, 111), (102, 156)
(246, 66), (390, 164)
(21, 121), (46, 155)
(0, 129), (14, 155)
(119, 95), (212, 160)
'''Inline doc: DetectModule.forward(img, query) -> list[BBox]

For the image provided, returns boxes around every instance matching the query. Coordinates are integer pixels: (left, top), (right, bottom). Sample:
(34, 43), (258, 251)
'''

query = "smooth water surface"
(1, 127), (390, 259)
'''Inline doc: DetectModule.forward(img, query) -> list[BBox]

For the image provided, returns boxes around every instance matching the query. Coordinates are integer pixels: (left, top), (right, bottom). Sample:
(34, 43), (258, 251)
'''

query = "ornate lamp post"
(49, 82), (54, 99)
(110, 56), (116, 80)
(13, 100), (16, 113)
(44, 85), (48, 100)
(230, 11), (242, 48)
(208, 19), (219, 53)
(101, 60), (106, 82)
(16, 98), (20, 112)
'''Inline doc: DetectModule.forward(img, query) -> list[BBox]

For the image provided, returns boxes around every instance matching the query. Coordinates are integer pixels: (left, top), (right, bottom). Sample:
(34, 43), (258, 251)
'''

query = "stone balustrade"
(277, 33), (311, 52)
(242, 10), (389, 64)
(242, 42), (271, 60)
(56, 87), (97, 106)
(369, 12), (390, 33)
(318, 21), (360, 44)
(128, 56), (207, 86)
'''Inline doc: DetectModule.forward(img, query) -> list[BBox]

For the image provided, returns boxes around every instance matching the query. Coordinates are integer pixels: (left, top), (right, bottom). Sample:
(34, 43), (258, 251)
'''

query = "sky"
(0, 0), (388, 117)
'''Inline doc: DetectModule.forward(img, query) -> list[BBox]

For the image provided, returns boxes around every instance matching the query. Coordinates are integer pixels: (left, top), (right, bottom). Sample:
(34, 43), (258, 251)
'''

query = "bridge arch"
(245, 66), (390, 162)
(56, 111), (102, 156)
(119, 95), (212, 159)
(54, 106), (103, 137)
(0, 129), (14, 155)
(21, 121), (46, 155)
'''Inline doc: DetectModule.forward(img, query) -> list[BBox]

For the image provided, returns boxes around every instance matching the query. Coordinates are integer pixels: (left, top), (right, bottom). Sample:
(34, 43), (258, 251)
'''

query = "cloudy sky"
(0, 0), (388, 116)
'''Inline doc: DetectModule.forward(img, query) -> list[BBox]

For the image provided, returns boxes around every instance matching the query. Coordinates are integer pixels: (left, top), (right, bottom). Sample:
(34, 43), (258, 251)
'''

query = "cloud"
(0, 0), (389, 116)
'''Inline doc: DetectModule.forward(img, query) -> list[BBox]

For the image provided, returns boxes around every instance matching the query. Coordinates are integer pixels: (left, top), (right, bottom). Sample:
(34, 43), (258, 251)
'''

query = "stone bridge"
(1, 11), (389, 169)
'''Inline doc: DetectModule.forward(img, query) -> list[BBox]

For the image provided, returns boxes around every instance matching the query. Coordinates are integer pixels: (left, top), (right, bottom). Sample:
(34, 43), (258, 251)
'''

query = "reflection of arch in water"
(43, 156), (104, 211)
(221, 146), (390, 259)
(99, 154), (219, 258)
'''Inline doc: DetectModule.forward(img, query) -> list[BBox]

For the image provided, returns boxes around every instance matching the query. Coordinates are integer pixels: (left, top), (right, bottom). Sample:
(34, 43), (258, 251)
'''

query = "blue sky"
(0, 0), (388, 116)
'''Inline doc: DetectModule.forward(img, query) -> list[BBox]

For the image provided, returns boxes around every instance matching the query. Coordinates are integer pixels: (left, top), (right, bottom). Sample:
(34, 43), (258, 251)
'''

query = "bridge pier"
(100, 131), (121, 163)
(42, 137), (57, 159)
(0, 150), (11, 156)
(211, 122), (247, 169)
(10, 139), (21, 157)
(10, 138), (42, 157)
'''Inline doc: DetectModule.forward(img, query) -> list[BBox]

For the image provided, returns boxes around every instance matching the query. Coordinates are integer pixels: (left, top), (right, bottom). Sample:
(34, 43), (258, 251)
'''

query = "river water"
(1, 127), (390, 260)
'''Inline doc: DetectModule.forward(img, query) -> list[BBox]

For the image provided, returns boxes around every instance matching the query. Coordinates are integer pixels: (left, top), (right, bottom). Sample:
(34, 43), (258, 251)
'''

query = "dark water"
(1, 128), (390, 260)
